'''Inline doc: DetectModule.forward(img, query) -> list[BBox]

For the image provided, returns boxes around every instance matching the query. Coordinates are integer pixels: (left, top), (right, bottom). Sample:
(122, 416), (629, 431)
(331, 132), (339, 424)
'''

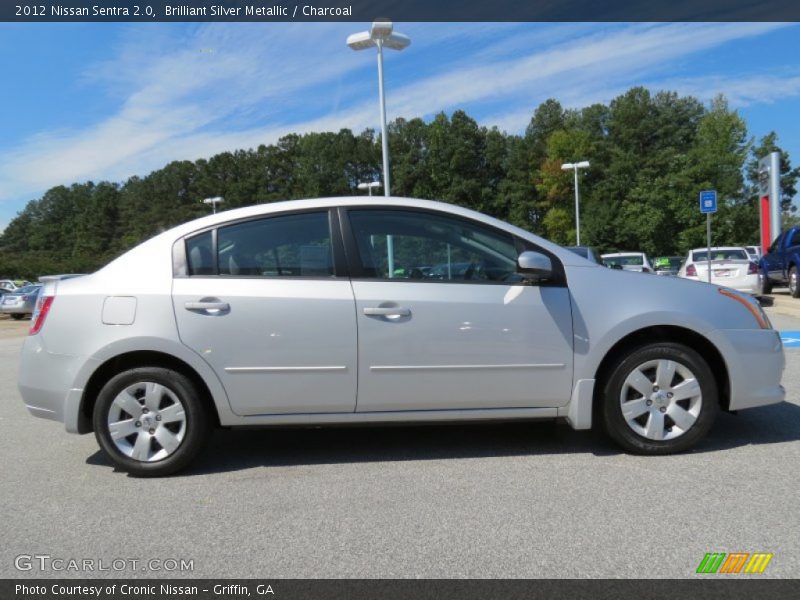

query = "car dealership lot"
(1, 309), (799, 579)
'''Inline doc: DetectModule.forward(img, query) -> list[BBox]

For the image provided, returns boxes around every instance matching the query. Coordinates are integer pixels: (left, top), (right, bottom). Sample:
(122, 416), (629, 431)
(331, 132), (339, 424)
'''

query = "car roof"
(601, 252), (645, 257)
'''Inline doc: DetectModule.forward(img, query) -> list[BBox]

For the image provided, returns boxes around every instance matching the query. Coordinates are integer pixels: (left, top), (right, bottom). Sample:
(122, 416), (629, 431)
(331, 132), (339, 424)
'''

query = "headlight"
(718, 288), (771, 329)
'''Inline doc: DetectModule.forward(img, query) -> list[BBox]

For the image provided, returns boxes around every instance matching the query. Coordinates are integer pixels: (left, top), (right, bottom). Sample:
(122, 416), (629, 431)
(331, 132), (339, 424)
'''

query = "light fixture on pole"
(348, 20), (410, 279)
(202, 196), (224, 214)
(347, 20), (410, 198)
(357, 181), (382, 196)
(561, 161), (590, 245)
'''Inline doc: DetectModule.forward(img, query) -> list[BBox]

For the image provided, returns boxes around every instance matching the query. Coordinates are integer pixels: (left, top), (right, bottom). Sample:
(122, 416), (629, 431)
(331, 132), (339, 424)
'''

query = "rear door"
(172, 209), (358, 416)
(341, 207), (574, 412)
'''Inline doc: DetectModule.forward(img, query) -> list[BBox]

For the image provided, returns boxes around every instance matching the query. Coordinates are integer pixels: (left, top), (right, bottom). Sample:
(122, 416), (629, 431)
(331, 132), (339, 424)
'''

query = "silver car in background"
(1, 284), (41, 319)
(601, 252), (654, 273)
(18, 197), (785, 476)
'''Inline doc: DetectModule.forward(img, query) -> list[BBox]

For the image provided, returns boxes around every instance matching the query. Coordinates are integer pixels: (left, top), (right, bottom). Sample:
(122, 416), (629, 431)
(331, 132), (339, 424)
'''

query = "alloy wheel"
(107, 381), (187, 462)
(619, 359), (702, 441)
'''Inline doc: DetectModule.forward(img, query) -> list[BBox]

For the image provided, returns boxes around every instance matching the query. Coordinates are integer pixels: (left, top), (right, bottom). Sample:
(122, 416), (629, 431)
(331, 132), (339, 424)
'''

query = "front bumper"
(17, 335), (96, 433)
(706, 328), (785, 410)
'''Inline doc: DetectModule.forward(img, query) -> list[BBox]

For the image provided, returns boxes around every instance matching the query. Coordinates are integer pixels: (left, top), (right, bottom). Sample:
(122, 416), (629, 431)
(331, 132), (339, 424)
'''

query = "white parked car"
(744, 245), (762, 262)
(678, 247), (760, 294)
(601, 252), (654, 273)
(17, 197), (784, 476)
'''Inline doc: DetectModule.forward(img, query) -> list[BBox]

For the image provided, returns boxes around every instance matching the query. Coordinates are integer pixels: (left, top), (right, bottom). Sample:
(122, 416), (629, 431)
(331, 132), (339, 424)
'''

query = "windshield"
(603, 254), (644, 267)
(692, 249), (748, 262)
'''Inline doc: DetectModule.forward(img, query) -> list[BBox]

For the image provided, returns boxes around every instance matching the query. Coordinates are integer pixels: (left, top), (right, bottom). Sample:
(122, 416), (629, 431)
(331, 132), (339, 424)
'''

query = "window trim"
(338, 206), (566, 287)
(173, 207), (348, 280)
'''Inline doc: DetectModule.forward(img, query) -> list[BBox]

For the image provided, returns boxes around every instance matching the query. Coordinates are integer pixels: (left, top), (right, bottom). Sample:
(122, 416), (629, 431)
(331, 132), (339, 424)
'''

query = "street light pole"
(348, 20), (410, 278)
(561, 161), (590, 246)
(202, 196), (224, 214)
(376, 40), (391, 197)
(357, 181), (382, 196)
(347, 20), (410, 198)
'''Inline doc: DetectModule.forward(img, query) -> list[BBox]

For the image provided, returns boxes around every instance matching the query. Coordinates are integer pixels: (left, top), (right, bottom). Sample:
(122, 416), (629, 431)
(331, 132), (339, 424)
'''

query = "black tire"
(11, 313), (24, 320)
(789, 265), (799, 299)
(93, 367), (212, 476)
(601, 343), (718, 455)
(759, 271), (773, 295)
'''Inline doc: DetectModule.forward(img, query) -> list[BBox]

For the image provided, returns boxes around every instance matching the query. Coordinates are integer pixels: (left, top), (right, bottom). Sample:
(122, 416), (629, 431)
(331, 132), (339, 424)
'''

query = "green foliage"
(0, 87), (796, 279)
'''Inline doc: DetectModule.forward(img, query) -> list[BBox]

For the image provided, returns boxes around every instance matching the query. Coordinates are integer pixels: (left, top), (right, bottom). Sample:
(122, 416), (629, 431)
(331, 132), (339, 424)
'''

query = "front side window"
(217, 212), (333, 277)
(347, 209), (519, 283)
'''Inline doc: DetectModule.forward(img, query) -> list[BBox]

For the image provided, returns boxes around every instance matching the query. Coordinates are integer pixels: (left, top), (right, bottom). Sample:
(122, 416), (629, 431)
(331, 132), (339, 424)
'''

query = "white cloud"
(0, 21), (797, 207)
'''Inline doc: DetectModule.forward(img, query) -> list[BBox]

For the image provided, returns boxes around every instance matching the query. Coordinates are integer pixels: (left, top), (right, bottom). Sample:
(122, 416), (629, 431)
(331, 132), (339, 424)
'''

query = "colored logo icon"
(696, 552), (773, 574)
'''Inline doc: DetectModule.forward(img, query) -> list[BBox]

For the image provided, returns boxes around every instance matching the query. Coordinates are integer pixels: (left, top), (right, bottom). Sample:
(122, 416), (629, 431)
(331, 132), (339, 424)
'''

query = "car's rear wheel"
(93, 367), (211, 476)
(601, 343), (718, 454)
(789, 266), (799, 298)
(11, 313), (24, 320)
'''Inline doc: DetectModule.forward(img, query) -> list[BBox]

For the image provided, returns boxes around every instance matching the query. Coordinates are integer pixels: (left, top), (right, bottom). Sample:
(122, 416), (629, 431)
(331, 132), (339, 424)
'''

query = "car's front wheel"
(11, 313), (24, 320)
(93, 367), (211, 476)
(789, 265), (799, 298)
(601, 343), (718, 454)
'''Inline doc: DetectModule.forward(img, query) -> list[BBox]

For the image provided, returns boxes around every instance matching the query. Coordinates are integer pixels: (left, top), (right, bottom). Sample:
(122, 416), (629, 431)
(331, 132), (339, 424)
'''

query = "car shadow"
(85, 401), (800, 476)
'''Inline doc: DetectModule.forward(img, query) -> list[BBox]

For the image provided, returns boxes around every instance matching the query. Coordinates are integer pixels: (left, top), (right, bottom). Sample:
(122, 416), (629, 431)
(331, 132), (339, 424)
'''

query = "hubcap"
(107, 382), (187, 462)
(791, 271), (797, 293)
(619, 359), (702, 441)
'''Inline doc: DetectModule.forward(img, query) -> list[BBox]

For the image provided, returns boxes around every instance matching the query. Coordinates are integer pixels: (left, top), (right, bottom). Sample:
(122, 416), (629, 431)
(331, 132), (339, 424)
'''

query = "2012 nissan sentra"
(18, 197), (785, 476)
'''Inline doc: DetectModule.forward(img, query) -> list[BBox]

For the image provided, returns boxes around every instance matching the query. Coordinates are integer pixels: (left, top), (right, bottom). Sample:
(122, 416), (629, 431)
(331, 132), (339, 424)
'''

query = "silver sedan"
(17, 197), (785, 476)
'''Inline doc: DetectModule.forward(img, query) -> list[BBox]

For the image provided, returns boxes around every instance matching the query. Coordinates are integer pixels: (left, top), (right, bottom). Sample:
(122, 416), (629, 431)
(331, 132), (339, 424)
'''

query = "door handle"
(185, 300), (230, 314)
(363, 306), (411, 318)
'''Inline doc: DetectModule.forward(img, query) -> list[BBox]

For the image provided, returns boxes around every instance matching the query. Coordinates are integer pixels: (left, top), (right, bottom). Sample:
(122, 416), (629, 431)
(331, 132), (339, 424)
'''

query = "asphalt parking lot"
(1, 306), (799, 579)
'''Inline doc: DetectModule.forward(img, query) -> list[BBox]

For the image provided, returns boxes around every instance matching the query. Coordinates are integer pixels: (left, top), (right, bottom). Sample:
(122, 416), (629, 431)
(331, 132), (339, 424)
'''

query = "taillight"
(29, 295), (54, 335)
(748, 262), (758, 275)
(686, 264), (697, 277)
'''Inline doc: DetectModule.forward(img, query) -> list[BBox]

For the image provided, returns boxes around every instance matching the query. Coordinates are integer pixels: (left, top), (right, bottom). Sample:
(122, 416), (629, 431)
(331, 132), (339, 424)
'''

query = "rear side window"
(186, 231), (214, 275)
(217, 212), (333, 278)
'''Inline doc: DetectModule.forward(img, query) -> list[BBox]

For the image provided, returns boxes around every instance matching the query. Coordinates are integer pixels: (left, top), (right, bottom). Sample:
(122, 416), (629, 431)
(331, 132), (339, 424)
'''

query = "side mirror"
(517, 251), (552, 280)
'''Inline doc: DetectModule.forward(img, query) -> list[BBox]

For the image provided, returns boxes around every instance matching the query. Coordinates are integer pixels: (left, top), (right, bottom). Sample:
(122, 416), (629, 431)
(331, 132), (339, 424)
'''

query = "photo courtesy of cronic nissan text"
(1, 1), (799, 599)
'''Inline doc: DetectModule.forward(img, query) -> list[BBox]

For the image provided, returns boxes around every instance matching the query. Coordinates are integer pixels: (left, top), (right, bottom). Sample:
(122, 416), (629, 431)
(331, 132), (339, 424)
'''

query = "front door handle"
(363, 306), (411, 318)
(185, 300), (230, 315)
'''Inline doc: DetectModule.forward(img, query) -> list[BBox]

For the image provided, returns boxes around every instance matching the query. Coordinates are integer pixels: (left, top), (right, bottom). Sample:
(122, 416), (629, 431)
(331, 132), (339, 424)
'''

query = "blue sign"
(781, 331), (800, 349)
(700, 190), (717, 214)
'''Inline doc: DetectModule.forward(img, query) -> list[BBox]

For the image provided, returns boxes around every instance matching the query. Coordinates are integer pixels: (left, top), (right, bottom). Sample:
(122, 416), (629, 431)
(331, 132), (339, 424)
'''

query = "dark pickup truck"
(759, 226), (800, 297)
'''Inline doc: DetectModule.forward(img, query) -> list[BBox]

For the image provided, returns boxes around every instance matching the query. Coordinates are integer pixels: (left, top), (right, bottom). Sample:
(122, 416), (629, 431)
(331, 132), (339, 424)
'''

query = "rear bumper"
(706, 328), (785, 410)
(0, 303), (32, 314)
(17, 335), (95, 433)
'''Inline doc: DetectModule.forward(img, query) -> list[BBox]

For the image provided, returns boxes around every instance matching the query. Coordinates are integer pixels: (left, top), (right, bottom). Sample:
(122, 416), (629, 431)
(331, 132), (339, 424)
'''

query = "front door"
(172, 210), (357, 416)
(342, 208), (574, 412)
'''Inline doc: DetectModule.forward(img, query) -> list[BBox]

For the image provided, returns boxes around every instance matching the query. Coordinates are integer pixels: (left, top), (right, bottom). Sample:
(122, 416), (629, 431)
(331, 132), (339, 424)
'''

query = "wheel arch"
(78, 350), (221, 434)
(591, 325), (731, 425)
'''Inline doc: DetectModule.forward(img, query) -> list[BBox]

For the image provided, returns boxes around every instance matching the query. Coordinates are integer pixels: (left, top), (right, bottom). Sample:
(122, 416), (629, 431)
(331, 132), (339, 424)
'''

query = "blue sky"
(1, 22), (799, 231)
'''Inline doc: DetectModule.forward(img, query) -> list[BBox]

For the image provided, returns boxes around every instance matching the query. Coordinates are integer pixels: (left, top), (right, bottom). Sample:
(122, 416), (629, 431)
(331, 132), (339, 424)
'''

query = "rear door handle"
(185, 300), (230, 314)
(363, 306), (411, 318)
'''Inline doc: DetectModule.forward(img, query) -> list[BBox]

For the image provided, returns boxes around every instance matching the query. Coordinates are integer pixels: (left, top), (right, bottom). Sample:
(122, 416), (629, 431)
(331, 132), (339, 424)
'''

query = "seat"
(188, 245), (214, 275)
